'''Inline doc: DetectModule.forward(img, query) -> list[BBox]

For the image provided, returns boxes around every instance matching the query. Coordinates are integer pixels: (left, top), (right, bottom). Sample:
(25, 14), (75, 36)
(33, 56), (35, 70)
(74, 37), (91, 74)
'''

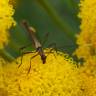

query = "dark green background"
(5, 0), (80, 60)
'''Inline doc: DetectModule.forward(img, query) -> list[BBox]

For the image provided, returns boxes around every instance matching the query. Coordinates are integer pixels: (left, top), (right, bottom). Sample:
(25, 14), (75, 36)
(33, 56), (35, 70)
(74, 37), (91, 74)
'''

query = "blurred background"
(4, 0), (80, 61)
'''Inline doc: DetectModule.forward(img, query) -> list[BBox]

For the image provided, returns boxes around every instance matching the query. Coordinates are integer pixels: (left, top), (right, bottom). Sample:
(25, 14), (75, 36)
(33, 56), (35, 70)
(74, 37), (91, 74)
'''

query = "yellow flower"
(79, 65), (96, 96)
(0, 0), (15, 49)
(74, 0), (96, 96)
(75, 0), (96, 61)
(9, 0), (17, 8)
(0, 49), (84, 96)
(0, 57), (8, 96)
(74, 0), (96, 71)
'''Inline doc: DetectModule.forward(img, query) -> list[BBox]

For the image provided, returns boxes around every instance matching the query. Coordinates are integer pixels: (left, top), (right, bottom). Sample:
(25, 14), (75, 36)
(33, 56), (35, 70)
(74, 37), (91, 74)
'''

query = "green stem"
(36, 0), (76, 42)
(0, 49), (15, 62)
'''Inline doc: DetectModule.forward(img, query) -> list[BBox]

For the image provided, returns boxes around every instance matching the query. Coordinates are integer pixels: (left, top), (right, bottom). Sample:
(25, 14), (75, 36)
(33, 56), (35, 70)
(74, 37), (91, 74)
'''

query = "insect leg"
(18, 43), (33, 67)
(46, 42), (58, 59)
(18, 51), (36, 68)
(19, 43), (32, 54)
(42, 32), (49, 46)
(27, 53), (38, 74)
(47, 42), (57, 52)
(45, 44), (62, 64)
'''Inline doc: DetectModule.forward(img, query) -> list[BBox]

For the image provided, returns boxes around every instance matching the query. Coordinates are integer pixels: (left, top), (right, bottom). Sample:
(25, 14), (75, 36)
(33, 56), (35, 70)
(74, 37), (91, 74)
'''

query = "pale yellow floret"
(74, 0), (96, 74)
(0, 57), (9, 96)
(75, 0), (96, 61)
(0, 0), (16, 49)
(78, 64), (96, 96)
(0, 49), (84, 96)
(1, 50), (96, 96)
(74, 0), (96, 96)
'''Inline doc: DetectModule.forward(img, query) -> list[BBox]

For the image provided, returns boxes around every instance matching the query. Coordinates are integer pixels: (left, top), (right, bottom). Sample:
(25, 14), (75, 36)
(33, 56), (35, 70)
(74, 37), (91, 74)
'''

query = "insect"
(22, 20), (47, 63)
(18, 20), (54, 73)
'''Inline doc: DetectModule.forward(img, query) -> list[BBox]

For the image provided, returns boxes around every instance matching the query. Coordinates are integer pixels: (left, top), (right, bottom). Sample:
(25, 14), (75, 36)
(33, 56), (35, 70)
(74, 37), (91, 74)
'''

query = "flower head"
(75, 0), (96, 61)
(74, 0), (96, 95)
(0, 0), (15, 49)
(74, 0), (96, 74)
(0, 49), (84, 96)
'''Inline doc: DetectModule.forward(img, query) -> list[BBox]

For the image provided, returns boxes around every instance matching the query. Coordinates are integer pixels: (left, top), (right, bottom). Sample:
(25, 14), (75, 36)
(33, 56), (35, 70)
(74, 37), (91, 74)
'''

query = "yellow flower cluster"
(78, 65), (96, 96)
(74, 0), (96, 95)
(0, 57), (8, 96)
(0, 0), (15, 49)
(1, 0), (96, 96)
(1, 50), (96, 96)
(75, 0), (96, 61)
(0, 50), (84, 96)
(74, 0), (96, 76)
(9, 0), (17, 8)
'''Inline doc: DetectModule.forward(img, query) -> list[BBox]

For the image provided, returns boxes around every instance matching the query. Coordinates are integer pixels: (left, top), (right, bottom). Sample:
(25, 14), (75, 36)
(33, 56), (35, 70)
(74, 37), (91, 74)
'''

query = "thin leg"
(42, 32), (49, 46)
(18, 44), (31, 65)
(46, 48), (57, 59)
(27, 53), (38, 74)
(47, 42), (58, 55)
(47, 42), (57, 52)
(45, 43), (59, 62)
(45, 48), (61, 65)
(18, 51), (36, 68)
(19, 43), (32, 51)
